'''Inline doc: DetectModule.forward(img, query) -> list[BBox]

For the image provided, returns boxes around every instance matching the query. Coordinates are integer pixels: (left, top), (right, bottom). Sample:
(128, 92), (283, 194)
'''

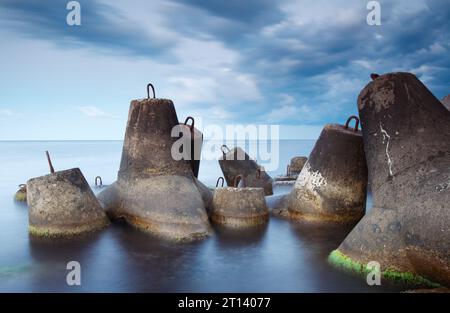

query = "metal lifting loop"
(221, 145), (231, 155)
(147, 83), (155, 99)
(184, 116), (195, 131)
(256, 167), (262, 179)
(216, 177), (225, 188)
(345, 115), (360, 132)
(233, 175), (246, 188)
(45, 151), (55, 174)
(95, 176), (103, 187)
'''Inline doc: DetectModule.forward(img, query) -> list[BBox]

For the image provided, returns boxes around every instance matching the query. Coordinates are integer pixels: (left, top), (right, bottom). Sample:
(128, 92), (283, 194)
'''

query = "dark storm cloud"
(167, 0), (450, 123)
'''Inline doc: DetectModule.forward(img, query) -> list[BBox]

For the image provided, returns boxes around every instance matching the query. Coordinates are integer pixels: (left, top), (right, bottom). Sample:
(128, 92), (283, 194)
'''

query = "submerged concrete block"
(98, 88), (211, 241)
(14, 184), (27, 202)
(27, 168), (109, 237)
(103, 176), (210, 240)
(330, 72), (450, 288)
(212, 186), (268, 228)
(287, 116), (368, 224)
(289, 156), (308, 175)
(219, 146), (273, 195)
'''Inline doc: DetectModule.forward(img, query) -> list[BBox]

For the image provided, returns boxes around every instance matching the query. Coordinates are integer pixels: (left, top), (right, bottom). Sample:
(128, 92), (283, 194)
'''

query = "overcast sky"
(0, 0), (449, 140)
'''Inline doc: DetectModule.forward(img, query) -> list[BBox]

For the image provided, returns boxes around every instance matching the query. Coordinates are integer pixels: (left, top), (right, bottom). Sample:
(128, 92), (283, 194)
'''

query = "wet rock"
(219, 146), (273, 195)
(287, 116), (368, 224)
(330, 72), (450, 288)
(98, 92), (211, 241)
(27, 168), (109, 237)
(14, 184), (27, 202)
(211, 187), (268, 228)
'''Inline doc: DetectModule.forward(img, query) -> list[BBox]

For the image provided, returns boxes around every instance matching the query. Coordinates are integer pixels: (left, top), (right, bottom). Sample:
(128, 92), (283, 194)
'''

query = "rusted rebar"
(45, 151), (55, 174)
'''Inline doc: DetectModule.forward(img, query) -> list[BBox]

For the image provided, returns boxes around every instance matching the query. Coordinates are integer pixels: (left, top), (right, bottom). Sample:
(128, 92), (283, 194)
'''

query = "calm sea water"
(0, 140), (399, 292)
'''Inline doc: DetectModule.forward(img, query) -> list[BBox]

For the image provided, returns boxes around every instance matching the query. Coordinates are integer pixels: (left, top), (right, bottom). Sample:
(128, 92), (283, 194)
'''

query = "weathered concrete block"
(27, 168), (109, 237)
(98, 94), (211, 241)
(289, 156), (308, 175)
(14, 184), (27, 202)
(101, 176), (211, 240)
(219, 146), (273, 195)
(178, 116), (203, 178)
(211, 187), (268, 227)
(330, 72), (450, 288)
(288, 117), (368, 224)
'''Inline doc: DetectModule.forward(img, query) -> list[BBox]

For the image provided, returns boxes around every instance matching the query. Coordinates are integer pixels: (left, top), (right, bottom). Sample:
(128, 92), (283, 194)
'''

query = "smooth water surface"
(0, 140), (399, 292)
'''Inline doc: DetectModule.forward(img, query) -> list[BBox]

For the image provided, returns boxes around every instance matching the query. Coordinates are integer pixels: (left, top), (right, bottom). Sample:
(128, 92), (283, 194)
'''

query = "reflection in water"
(0, 141), (400, 292)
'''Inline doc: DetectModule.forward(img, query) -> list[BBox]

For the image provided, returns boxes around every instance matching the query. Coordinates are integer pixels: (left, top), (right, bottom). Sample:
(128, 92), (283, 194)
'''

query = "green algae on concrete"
(28, 218), (109, 238)
(328, 250), (441, 289)
(0, 264), (31, 278)
(14, 184), (27, 202)
(14, 190), (27, 202)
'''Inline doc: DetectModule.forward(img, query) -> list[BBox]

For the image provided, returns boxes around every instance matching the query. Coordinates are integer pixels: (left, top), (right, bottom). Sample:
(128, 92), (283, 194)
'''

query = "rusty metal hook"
(95, 176), (103, 187)
(45, 151), (55, 174)
(233, 175), (246, 188)
(184, 116), (195, 131)
(256, 167), (262, 179)
(345, 115), (360, 132)
(147, 83), (155, 99)
(216, 177), (225, 188)
(221, 145), (231, 156)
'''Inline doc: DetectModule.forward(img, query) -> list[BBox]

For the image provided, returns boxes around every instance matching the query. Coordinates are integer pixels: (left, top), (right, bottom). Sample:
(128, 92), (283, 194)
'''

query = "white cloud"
(0, 109), (15, 116)
(264, 94), (320, 123)
(78, 106), (116, 118)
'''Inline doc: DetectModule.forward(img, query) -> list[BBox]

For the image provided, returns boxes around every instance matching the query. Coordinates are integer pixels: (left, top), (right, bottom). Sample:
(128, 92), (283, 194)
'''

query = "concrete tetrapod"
(289, 156), (308, 176)
(442, 95), (450, 111)
(27, 153), (109, 237)
(211, 175), (269, 227)
(176, 116), (203, 178)
(219, 145), (273, 196)
(98, 84), (211, 241)
(329, 72), (450, 288)
(275, 157), (308, 183)
(14, 184), (27, 202)
(287, 116), (368, 224)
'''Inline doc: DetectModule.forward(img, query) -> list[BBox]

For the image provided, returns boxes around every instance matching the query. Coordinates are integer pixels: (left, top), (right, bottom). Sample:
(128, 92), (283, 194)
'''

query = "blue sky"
(0, 0), (449, 140)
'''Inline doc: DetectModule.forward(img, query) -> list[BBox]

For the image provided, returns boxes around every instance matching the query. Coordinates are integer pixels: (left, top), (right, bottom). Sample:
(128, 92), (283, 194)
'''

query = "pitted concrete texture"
(99, 98), (212, 241)
(14, 185), (27, 202)
(99, 175), (211, 241)
(27, 168), (109, 237)
(118, 98), (192, 180)
(333, 72), (450, 288)
(289, 156), (308, 174)
(288, 124), (368, 224)
(219, 147), (273, 195)
(212, 187), (268, 227)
